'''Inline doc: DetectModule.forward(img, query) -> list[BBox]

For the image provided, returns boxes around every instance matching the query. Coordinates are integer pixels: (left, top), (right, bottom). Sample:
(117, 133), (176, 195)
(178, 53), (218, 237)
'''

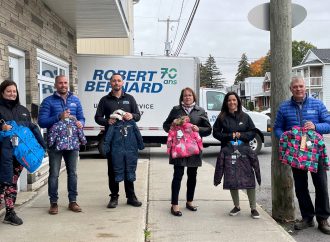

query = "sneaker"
(49, 203), (58, 215)
(251, 209), (260, 219)
(127, 197), (142, 207)
(229, 207), (240, 216)
(318, 220), (330, 235)
(107, 195), (119, 208)
(294, 218), (315, 230)
(68, 202), (82, 212)
(3, 210), (23, 226)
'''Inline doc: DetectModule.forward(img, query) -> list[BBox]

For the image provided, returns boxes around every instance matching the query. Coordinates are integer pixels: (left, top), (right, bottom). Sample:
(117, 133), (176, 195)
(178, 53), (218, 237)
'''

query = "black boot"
(107, 195), (119, 208)
(3, 210), (23, 226)
(127, 196), (142, 207)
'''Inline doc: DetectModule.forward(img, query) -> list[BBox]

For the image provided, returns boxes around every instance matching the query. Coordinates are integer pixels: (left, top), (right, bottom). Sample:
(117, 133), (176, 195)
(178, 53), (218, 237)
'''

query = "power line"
(170, 0), (185, 53)
(173, 0), (200, 56)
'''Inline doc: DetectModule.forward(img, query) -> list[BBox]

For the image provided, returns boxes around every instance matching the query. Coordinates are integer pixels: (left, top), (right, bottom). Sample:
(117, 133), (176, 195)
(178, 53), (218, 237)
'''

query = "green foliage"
(235, 53), (250, 85)
(248, 101), (254, 111)
(200, 55), (226, 88)
(292, 40), (316, 67)
(261, 50), (271, 76)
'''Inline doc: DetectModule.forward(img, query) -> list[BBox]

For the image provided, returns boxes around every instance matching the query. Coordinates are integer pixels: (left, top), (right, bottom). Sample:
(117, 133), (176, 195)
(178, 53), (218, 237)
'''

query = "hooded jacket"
(214, 144), (261, 190)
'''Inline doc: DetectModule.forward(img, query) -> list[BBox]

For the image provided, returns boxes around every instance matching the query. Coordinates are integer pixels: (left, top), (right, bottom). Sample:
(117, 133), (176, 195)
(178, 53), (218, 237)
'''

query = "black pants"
(292, 164), (330, 222)
(171, 166), (198, 205)
(107, 155), (135, 199)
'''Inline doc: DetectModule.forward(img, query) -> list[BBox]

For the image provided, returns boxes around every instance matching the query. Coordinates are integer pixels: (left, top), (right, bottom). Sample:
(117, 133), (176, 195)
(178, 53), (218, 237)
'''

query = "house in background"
(292, 48), (330, 109)
(240, 77), (264, 109)
(254, 72), (271, 110)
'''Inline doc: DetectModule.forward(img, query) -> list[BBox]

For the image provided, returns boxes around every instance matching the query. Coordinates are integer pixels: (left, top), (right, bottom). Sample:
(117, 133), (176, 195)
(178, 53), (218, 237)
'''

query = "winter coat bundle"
(48, 118), (87, 150)
(103, 119), (144, 182)
(279, 126), (329, 172)
(0, 120), (46, 174)
(166, 116), (203, 159)
(214, 144), (261, 190)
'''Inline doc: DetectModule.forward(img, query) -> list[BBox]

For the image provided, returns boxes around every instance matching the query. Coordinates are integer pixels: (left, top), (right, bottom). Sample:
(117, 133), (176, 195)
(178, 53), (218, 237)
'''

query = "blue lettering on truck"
(84, 68), (177, 93)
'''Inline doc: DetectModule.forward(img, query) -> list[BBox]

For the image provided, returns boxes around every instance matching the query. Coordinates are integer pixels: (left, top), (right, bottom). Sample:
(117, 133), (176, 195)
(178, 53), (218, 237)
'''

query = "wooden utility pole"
(270, 0), (295, 221)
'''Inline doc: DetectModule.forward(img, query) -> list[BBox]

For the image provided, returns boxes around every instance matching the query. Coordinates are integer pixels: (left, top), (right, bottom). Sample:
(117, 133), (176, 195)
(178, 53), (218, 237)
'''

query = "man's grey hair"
(290, 75), (305, 87)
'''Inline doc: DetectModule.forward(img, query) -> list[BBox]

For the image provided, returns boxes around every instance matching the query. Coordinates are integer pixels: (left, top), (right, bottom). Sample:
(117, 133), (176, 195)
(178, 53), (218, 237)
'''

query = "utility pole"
(158, 17), (179, 56)
(270, 0), (295, 222)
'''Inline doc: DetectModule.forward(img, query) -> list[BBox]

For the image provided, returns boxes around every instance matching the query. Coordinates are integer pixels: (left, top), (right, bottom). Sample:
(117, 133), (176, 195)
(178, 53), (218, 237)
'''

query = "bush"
(248, 101), (254, 111)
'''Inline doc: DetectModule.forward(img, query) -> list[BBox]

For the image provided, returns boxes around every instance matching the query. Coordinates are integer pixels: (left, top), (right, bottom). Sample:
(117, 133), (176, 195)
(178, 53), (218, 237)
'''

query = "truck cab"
(199, 88), (271, 153)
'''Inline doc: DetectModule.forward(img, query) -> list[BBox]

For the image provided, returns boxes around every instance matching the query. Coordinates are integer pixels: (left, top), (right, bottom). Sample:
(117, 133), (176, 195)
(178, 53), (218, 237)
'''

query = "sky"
(133, 0), (330, 86)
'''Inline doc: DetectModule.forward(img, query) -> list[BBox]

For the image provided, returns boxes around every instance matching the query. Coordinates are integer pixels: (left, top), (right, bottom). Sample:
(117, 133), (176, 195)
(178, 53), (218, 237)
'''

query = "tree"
(261, 50), (271, 76)
(200, 55), (225, 88)
(235, 53), (250, 85)
(292, 40), (316, 67)
(250, 57), (266, 77)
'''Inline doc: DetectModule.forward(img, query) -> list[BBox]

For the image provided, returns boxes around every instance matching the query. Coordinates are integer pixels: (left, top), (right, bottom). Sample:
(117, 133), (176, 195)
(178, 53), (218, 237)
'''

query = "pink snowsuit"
(167, 121), (203, 159)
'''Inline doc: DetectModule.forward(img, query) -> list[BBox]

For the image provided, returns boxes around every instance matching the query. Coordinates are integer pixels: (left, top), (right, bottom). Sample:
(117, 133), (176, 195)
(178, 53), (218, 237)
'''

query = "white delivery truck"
(77, 55), (271, 155)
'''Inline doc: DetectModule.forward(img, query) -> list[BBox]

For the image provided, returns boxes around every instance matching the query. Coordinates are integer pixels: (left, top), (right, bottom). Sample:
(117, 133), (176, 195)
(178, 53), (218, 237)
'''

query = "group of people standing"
(0, 73), (329, 235)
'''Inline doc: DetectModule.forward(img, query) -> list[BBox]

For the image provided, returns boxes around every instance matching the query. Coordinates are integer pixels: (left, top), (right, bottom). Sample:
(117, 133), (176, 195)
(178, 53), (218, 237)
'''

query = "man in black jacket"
(94, 73), (142, 208)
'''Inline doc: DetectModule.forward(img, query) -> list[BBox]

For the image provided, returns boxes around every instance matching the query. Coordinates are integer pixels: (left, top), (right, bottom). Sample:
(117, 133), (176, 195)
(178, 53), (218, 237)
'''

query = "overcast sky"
(133, 0), (330, 85)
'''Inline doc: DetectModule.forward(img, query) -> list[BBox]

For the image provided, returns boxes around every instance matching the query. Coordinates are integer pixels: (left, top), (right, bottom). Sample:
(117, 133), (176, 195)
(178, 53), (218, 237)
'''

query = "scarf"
(181, 102), (195, 114)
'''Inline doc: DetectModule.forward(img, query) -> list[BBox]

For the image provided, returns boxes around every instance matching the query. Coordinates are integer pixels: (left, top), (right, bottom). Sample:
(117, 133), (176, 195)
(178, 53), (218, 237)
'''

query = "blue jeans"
(48, 150), (79, 203)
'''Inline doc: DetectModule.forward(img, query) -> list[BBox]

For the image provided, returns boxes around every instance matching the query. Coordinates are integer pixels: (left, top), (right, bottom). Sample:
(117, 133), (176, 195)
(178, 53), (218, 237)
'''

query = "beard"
(112, 86), (122, 92)
(57, 88), (68, 95)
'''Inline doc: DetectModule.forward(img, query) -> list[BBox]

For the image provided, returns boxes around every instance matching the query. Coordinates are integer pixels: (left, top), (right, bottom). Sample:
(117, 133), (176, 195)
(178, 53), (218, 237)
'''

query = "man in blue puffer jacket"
(38, 75), (85, 215)
(274, 75), (330, 235)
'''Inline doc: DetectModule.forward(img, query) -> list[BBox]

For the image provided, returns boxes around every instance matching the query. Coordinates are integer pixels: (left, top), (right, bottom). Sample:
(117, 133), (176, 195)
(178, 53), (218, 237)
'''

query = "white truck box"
(77, 55), (270, 155)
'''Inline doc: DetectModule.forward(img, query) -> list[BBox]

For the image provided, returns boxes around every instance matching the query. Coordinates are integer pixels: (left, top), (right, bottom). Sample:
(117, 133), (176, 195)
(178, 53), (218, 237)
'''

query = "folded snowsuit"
(214, 144), (261, 190)
(48, 119), (87, 150)
(103, 120), (144, 182)
(166, 119), (203, 159)
(279, 126), (329, 172)
(0, 121), (46, 181)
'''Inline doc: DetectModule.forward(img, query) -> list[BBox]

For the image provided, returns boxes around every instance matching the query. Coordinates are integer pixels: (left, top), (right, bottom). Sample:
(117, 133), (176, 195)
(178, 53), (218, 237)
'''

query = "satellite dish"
(248, 3), (307, 31)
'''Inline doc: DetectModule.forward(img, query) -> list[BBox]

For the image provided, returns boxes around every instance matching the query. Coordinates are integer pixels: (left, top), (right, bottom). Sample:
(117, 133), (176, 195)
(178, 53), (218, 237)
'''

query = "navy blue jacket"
(274, 96), (330, 138)
(38, 92), (85, 129)
(103, 120), (144, 182)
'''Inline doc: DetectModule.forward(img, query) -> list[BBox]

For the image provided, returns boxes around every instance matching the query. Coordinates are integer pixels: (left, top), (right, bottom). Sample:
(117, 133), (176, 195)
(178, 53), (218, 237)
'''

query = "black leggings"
(171, 166), (198, 205)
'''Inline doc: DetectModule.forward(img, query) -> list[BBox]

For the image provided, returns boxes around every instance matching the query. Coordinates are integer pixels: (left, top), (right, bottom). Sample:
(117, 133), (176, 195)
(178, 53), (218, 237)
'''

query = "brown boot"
(68, 202), (82, 212)
(49, 203), (58, 215)
(318, 220), (330, 235)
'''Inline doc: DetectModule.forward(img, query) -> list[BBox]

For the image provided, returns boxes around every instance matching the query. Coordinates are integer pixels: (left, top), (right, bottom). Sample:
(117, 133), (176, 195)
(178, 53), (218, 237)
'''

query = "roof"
(312, 49), (330, 63)
(254, 91), (271, 97)
(42, 0), (131, 38)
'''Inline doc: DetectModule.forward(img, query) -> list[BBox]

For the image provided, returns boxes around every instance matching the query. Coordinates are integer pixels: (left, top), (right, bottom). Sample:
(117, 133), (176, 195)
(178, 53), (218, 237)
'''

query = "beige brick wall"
(0, 0), (77, 106)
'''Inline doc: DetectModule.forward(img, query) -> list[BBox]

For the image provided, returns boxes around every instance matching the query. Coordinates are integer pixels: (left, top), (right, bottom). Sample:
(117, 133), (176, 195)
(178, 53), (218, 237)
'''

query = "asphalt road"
(202, 137), (330, 242)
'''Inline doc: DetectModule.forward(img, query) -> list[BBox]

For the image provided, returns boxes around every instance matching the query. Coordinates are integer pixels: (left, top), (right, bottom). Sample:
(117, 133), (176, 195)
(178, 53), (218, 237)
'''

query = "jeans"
(48, 150), (79, 203)
(171, 166), (198, 205)
(292, 164), (330, 222)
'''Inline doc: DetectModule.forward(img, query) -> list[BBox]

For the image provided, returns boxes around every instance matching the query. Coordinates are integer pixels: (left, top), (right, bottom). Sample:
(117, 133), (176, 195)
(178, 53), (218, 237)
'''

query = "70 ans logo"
(161, 68), (177, 85)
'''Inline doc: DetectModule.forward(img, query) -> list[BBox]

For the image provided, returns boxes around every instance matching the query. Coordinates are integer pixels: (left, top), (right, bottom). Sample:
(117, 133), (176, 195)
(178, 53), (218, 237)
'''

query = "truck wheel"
(98, 138), (106, 158)
(249, 133), (262, 154)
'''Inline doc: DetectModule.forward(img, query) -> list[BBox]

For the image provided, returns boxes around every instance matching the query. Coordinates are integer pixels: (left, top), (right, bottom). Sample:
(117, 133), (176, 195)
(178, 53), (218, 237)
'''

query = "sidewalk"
(0, 147), (295, 242)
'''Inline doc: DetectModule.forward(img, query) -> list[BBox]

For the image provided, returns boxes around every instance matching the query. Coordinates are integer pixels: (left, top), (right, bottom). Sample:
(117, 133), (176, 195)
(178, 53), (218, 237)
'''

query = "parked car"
(261, 108), (271, 117)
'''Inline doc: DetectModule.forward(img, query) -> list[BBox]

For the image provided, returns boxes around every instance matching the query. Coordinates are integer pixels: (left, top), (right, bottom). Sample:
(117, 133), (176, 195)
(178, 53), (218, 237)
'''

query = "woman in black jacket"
(0, 80), (44, 226)
(213, 91), (261, 219)
(163, 87), (212, 216)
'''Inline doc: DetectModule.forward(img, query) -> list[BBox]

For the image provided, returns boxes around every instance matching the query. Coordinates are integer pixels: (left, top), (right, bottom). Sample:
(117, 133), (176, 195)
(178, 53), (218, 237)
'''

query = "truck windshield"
(206, 91), (225, 111)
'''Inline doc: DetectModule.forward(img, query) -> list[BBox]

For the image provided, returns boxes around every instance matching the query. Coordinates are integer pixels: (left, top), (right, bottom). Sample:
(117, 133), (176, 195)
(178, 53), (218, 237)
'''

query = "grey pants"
(230, 189), (256, 210)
